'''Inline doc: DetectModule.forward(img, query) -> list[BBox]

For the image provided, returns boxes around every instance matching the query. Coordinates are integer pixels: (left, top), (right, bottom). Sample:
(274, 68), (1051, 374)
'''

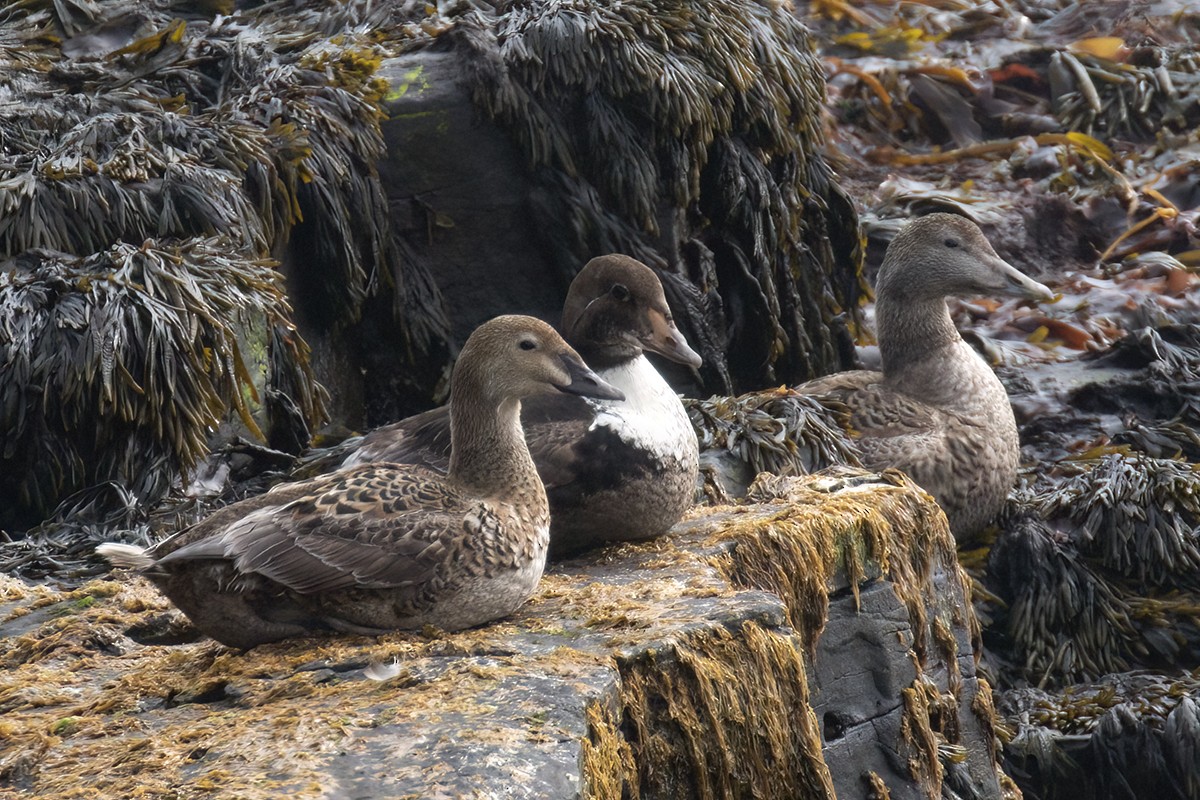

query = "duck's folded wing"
(157, 465), (471, 594)
(798, 372), (943, 467)
(344, 408), (452, 471)
(520, 394), (595, 490)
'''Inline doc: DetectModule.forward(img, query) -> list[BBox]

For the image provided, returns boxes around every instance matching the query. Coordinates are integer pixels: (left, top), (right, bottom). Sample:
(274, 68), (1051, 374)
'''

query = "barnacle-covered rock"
(0, 472), (1007, 799)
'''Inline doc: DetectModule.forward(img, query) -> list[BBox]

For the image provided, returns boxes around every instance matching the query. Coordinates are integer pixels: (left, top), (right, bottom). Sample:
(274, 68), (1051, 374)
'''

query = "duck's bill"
(992, 257), (1057, 303)
(558, 355), (625, 401)
(641, 308), (703, 368)
(1008, 272), (1057, 303)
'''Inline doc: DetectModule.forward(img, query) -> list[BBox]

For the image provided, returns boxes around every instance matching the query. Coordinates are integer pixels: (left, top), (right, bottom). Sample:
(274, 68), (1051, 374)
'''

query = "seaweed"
(686, 388), (862, 501)
(0, 240), (323, 527)
(1, 0), (449, 344)
(613, 621), (835, 800)
(1038, 455), (1200, 589)
(1001, 672), (1200, 800)
(451, 0), (865, 394)
(582, 699), (636, 800)
(987, 511), (1140, 684)
(820, 0), (1200, 147)
(0, 0), (458, 530)
(715, 470), (973, 662)
(701, 470), (998, 798)
(987, 454), (1200, 686)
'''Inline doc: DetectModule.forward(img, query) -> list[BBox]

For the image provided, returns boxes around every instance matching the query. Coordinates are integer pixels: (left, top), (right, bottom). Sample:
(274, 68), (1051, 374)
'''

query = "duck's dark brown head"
(560, 254), (702, 371)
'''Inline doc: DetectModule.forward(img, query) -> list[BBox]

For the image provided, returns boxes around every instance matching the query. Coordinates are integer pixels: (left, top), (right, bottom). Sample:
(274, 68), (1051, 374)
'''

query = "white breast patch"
(588, 356), (697, 463)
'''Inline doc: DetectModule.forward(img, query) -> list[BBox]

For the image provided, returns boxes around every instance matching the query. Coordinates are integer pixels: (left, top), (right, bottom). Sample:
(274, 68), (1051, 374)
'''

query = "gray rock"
(379, 50), (568, 348)
(0, 471), (1006, 799)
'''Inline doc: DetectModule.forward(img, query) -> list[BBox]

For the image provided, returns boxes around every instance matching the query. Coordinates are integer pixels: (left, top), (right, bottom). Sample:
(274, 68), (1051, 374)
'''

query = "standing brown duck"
(341, 254), (703, 557)
(798, 213), (1055, 541)
(97, 315), (623, 648)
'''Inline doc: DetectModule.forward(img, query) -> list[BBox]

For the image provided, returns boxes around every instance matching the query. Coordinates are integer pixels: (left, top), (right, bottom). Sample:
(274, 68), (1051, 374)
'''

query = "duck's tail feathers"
(96, 542), (157, 570)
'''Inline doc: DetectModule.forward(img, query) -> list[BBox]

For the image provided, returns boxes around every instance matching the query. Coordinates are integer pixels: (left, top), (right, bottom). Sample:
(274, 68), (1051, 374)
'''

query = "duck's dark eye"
(944, 238), (960, 248)
(519, 339), (537, 351)
(610, 283), (631, 301)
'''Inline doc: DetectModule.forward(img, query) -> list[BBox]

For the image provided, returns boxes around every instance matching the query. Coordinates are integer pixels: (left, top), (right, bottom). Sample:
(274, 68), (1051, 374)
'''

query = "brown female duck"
(342, 254), (702, 557)
(98, 315), (623, 648)
(799, 213), (1054, 541)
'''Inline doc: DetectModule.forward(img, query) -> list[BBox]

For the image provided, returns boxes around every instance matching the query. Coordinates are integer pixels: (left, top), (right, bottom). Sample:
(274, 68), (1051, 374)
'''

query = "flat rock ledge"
(0, 470), (1008, 800)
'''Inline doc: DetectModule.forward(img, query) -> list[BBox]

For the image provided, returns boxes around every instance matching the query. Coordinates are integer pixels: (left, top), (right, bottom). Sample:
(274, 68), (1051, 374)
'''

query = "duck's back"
(798, 355), (1020, 538)
(345, 357), (699, 556)
(143, 463), (550, 647)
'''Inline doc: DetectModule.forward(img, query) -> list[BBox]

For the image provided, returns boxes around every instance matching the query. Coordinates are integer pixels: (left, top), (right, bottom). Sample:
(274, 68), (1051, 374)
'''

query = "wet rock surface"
(1, 472), (1003, 800)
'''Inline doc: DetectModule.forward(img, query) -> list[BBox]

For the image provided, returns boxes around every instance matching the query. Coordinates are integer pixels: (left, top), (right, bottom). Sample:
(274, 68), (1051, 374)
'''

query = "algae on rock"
(614, 621), (835, 800)
(1, 473), (1006, 800)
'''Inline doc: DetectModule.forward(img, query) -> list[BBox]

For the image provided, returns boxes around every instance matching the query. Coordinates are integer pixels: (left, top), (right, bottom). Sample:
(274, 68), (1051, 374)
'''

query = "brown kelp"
(815, 0), (1200, 288)
(984, 399), (1200, 680)
(685, 389), (861, 502)
(1001, 672), (1200, 800)
(0, 240), (320, 528)
(985, 325), (1200, 686)
(451, 1), (865, 393)
(0, 5), (407, 330)
(0, 1), (460, 531)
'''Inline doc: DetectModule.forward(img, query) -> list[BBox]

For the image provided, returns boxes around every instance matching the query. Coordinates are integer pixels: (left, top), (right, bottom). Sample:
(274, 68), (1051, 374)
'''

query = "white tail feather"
(95, 542), (157, 570)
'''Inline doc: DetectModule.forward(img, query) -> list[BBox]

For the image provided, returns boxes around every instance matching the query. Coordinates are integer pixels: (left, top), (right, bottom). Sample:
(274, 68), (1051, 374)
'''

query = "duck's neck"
(877, 294), (958, 368)
(448, 394), (541, 498)
(572, 341), (638, 372)
(876, 295), (973, 402)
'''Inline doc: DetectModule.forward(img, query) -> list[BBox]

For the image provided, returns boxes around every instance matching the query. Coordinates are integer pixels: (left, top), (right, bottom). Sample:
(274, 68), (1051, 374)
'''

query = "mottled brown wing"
(347, 408), (452, 472)
(798, 370), (943, 471)
(149, 479), (319, 558)
(519, 393), (594, 491)
(157, 464), (480, 594)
